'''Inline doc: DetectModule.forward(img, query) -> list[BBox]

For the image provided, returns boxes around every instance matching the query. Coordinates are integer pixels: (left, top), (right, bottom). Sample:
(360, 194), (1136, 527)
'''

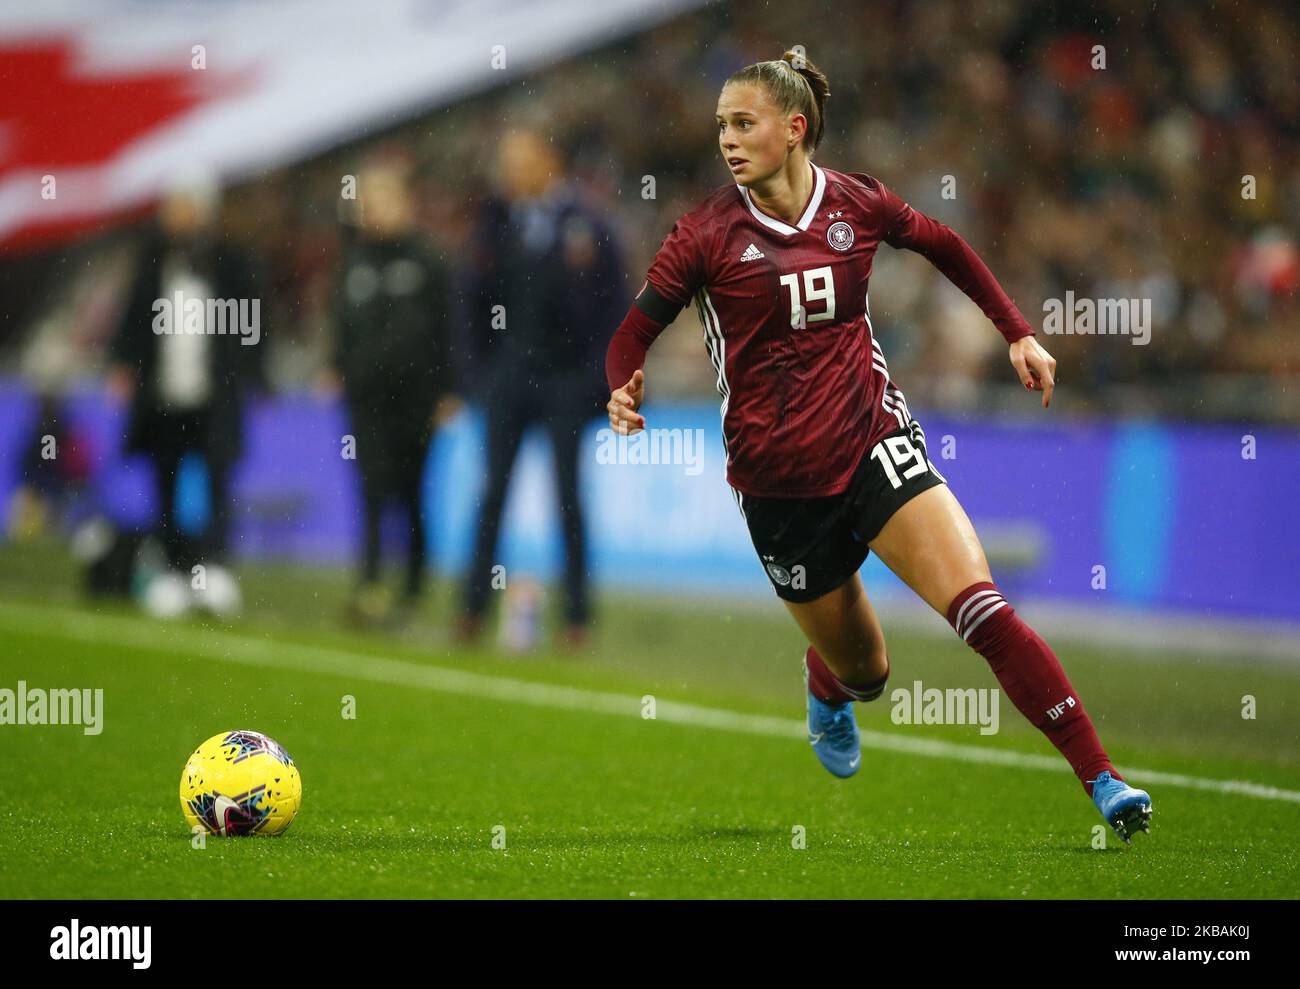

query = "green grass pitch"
(0, 542), (1297, 899)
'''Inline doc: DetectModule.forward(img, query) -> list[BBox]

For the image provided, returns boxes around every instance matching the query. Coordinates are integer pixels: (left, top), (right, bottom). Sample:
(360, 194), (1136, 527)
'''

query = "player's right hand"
(607, 369), (646, 435)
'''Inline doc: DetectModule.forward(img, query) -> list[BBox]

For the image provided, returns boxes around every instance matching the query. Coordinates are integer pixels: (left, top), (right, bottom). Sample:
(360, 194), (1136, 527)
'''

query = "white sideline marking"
(2, 600), (1299, 805)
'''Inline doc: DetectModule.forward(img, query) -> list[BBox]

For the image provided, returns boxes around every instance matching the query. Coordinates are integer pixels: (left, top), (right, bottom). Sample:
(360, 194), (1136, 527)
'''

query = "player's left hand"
(1009, 336), (1056, 408)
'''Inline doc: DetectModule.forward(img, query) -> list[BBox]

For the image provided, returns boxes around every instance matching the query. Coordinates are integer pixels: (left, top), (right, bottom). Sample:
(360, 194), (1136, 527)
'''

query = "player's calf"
(946, 580), (1153, 836)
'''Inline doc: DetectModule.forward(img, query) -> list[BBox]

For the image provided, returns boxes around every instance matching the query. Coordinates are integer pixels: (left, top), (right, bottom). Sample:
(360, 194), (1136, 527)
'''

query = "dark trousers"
(145, 407), (231, 569)
(463, 394), (589, 626)
(346, 391), (433, 598)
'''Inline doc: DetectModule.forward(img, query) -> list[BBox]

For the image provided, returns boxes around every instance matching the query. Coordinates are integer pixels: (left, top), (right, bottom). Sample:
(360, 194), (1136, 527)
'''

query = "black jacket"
(108, 226), (266, 468)
(333, 231), (455, 407)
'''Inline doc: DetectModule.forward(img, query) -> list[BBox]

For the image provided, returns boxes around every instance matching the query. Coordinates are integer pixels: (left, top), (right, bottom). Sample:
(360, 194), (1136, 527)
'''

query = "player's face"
(716, 84), (797, 185)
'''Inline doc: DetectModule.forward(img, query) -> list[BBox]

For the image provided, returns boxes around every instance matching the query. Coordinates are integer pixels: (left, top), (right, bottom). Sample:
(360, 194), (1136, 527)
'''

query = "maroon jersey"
(611, 161), (1033, 499)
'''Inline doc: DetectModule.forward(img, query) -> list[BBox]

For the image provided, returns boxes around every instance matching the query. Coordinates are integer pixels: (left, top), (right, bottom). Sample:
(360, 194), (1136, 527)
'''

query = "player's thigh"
(738, 488), (886, 678)
(782, 573), (888, 681)
(867, 484), (991, 617)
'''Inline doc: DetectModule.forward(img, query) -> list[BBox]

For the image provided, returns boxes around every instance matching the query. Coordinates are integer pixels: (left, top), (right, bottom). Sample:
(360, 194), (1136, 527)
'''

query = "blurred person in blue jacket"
(457, 126), (627, 647)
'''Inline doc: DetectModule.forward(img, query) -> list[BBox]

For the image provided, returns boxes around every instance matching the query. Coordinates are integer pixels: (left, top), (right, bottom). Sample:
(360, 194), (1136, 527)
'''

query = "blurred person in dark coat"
(326, 153), (461, 628)
(106, 174), (265, 614)
(457, 127), (627, 647)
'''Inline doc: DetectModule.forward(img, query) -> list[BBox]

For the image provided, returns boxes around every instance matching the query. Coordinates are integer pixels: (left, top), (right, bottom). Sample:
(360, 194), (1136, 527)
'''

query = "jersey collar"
(737, 161), (826, 237)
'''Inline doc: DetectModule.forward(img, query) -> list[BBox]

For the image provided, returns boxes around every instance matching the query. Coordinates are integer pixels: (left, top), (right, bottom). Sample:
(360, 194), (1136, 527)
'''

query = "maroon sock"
(805, 646), (889, 705)
(947, 581), (1120, 796)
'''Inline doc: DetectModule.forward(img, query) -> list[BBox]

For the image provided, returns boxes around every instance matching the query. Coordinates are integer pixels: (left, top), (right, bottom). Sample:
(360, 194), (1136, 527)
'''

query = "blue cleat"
(804, 659), (861, 778)
(1090, 770), (1152, 843)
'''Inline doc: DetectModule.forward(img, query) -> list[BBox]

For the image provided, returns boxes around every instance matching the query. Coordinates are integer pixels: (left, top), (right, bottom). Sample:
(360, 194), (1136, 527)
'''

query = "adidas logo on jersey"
(740, 243), (765, 261)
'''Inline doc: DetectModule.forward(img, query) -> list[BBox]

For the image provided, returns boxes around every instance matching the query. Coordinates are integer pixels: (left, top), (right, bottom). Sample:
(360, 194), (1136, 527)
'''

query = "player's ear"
(789, 112), (807, 146)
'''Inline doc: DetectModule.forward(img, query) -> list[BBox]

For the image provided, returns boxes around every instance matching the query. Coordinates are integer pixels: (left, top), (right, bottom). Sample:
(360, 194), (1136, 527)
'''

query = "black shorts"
(738, 418), (947, 603)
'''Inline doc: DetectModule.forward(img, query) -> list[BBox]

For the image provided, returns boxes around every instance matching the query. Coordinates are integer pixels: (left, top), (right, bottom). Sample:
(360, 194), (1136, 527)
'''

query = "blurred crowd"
(3, 0), (1298, 636)
(241, 0), (1299, 417)
(8, 0), (1299, 419)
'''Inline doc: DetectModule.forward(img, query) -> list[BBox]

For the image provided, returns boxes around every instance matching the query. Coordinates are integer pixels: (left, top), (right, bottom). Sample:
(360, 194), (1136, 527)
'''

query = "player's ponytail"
(725, 47), (831, 154)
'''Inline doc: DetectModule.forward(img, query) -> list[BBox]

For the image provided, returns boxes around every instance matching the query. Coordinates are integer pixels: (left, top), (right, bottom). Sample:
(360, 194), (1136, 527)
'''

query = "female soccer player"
(605, 51), (1152, 842)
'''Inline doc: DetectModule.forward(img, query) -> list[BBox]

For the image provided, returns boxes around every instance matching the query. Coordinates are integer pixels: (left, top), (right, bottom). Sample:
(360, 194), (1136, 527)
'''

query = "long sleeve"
(880, 184), (1034, 344)
(605, 297), (668, 392)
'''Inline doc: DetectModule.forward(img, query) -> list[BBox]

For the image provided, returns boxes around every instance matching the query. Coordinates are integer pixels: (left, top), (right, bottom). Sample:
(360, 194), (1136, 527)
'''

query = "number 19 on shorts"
(870, 434), (932, 490)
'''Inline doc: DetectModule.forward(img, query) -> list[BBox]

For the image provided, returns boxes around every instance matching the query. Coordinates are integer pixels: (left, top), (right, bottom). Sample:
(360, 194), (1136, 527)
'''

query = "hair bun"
(724, 49), (831, 153)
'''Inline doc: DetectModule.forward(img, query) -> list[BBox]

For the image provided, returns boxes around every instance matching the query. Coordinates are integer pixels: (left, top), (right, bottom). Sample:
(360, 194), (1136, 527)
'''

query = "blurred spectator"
(6, 393), (95, 543)
(327, 152), (460, 629)
(456, 126), (627, 646)
(4, 0), (1298, 437)
(106, 174), (266, 602)
(286, 0), (1295, 413)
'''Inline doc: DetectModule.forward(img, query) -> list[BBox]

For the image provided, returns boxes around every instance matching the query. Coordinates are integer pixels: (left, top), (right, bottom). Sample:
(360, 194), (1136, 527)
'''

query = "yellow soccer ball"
(179, 731), (302, 837)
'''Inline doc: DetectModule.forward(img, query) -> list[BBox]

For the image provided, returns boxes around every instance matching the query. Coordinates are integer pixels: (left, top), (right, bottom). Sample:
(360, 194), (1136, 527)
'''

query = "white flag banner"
(0, 0), (707, 251)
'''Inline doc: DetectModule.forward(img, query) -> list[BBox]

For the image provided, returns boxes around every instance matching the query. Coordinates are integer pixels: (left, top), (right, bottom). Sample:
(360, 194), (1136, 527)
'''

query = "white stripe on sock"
(963, 600), (1008, 641)
(955, 589), (1001, 632)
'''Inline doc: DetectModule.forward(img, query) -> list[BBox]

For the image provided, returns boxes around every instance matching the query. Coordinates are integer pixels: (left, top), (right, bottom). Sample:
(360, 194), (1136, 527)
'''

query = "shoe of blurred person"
(385, 594), (423, 633)
(559, 624), (590, 651)
(498, 577), (543, 653)
(191, 562), (242, 618)
(6, 486), (49, 543)
(71, 515), (114, 563)
(139, 571), (192, 620)
(346, 583), (392, 629)
(452, 612), (486, 645)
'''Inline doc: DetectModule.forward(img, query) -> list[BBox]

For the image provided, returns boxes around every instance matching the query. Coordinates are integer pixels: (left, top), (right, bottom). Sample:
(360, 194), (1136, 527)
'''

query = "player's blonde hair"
(724, 48), (831, 154)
